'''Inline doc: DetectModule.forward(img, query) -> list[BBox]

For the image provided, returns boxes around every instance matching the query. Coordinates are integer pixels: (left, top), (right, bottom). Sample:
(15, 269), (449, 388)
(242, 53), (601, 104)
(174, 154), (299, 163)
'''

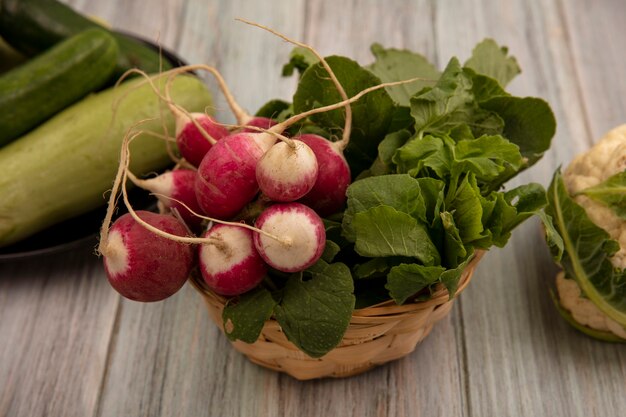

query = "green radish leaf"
(379, 129), (412, 167)
(388, 105), (415, 132)
(447, 174), (485, 243)
(274, 261), (355, 358)
(367, 43), (440, 106)
(416, 177), (446, 226)
(463, 68), (509, 103)
(322, 240), (341, 263)
(577, 171), (626, 219)
(254, 99), (291, 119)
(410, 58), (474, 136)
(282, 46), (319, 77)
(464, 39), (521, 87)
(352, 205), (440, 265)
(222, 287), (277, 343)
(342, 174), (426, 240)
(545, 169), (626, 327)
(353, 257), (392, 279)
(453, 134), (524, 184)
(440, 211), (467, 268)
(386, 264), (445, 304)
(440, 250), (474, 298)
(293, 56), (395, 176)
(480, 96), (556, 166)
(393, 135), (453, 179)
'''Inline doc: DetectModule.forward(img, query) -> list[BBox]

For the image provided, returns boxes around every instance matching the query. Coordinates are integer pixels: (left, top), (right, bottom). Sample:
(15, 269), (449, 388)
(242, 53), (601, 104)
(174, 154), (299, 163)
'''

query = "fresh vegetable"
(223, 38), (554, 357)
(242, 116), (277, 133)
(129, 169), (204, 230)
(199, 224), (267, 296)
(0, 28), (118, 147)
(297, 133), (352, 216)
(0, 74), (212, 248)
(542, 125), (626, 342)
(0, 36), (25, 73)
(195, 132), (268, 219)
(0, 0), (174, 77)
(174, 112), (230, 167)
(103, 211), (194, 302)
(256, 139), (319, 202)
(253, 203), (326, 272)
(98, 29), (555, 359)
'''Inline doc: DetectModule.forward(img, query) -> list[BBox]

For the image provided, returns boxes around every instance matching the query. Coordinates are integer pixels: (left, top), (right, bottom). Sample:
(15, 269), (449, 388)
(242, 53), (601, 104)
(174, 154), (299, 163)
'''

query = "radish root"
(237, 18), (353, 150)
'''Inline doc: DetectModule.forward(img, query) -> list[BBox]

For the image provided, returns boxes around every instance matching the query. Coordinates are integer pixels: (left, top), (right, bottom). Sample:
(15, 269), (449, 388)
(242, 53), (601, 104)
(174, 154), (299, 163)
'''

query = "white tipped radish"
(253, 203), (326, 272)
(193, 80), (414, 220)
(175, 112), (229, 167)
(256, 139), (318, 202)
(128, 169), (204, 230)
(102, 211), (195, 302)
(296, 134), (351, 216)
(199, 224), (267, 295)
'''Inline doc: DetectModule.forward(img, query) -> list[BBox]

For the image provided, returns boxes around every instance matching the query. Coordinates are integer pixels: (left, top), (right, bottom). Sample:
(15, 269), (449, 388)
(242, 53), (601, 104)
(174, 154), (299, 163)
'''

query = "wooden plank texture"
(1, 1), (625, 417)
(0, 246), (119, 417)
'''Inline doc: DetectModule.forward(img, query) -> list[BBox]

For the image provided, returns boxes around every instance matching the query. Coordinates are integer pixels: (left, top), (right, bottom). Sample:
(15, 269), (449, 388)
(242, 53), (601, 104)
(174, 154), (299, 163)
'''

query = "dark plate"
(0, 34), (188, 262)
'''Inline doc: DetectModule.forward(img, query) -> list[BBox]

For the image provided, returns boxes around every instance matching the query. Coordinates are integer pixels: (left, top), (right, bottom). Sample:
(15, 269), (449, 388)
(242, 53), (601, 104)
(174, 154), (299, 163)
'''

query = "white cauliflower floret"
(557, 124), (626, 339)
(563, 124), (626, 269)
(556, 272), (626, 339)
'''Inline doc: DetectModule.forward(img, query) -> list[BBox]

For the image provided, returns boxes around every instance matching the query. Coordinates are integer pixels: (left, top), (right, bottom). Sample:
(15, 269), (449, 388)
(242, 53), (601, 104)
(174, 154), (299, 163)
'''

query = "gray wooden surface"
(1, 0), (625, 416)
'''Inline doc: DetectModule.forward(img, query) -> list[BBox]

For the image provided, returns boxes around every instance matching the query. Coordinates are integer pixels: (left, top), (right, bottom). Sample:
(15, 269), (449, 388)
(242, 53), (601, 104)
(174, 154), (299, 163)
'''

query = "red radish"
(175, 112), (230, 167)
(198, 224), (267, 295)
(102, 211), (195, 302)
(256, 139), (318, 202)
(243, 116), (277, 133)
(297, 134), (351, 216)
(194, 80), (415, 220)
(195, 132), (269, 219)
(129, 169), (204, 230)
(253, 203), (326, 272)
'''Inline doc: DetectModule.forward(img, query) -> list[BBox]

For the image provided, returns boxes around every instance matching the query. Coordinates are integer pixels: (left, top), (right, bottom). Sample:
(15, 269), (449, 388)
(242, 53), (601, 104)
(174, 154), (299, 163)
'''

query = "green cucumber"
(0, 36), (26, 73)
(0, 0), (173, 76)
(0, 75), (212, 248)
(0, 28), (118, 147)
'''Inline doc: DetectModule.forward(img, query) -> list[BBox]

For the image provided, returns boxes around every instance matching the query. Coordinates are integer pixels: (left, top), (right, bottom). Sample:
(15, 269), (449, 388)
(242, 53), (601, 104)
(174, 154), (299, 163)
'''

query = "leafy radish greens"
(225, 39), (556, 358)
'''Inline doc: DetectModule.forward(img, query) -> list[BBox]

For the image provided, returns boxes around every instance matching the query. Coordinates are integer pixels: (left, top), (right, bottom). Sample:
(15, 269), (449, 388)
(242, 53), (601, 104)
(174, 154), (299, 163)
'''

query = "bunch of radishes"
(98, 22), (411, 303)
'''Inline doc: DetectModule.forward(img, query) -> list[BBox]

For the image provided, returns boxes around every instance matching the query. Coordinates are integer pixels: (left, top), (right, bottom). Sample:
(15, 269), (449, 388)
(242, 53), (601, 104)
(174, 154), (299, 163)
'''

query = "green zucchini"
(0, 0), (174, 76)
(0, 74), (212, 248)
(0, 36), (26, 73)
(0, 28), (118, 147)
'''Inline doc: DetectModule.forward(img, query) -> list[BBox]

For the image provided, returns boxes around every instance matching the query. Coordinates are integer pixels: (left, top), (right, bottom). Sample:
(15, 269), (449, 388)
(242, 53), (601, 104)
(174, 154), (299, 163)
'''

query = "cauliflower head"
(556, 124), (626, 340)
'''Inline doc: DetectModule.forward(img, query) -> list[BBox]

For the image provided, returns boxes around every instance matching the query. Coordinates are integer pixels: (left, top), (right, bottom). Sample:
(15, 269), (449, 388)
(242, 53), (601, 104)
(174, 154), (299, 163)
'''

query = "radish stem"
(236, 18), (353, 150)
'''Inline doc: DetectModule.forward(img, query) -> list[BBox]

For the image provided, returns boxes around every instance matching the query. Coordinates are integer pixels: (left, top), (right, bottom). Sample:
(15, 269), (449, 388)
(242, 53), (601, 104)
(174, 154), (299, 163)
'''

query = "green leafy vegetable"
(386, 264), (445, 304)
(352, 205), (440, 265)
(481, 96), (556, 166)
(219, 39), (556, 352)
(274, 261), (355, 358)
(342, 174), (426, 240)
(544, 170), (626, 326)
(577, 171), (626, 219)
(222, 288), (277, 343)
(440, 251), (475, 298)
(293, 56), (395, 175)
(464, 39), (521, 87)
(255, 99), (291, 119)
(367, 43), (440, 106)
(282, 46), (319, 77)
